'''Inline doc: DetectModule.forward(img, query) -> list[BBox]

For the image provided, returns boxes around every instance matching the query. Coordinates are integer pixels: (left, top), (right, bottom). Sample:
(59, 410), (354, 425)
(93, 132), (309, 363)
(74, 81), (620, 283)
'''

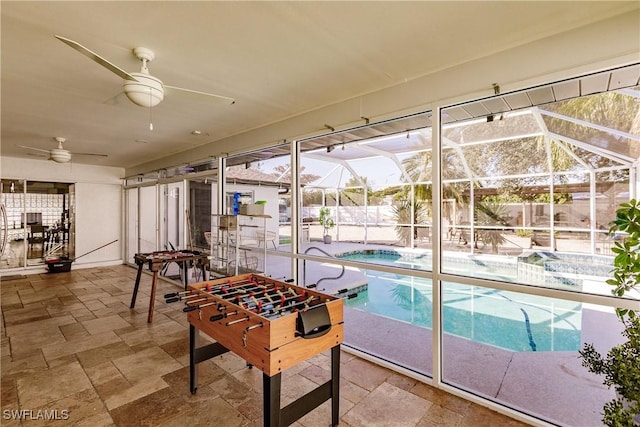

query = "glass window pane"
(441, 281), (623, 426)
(440, 90), (636, 297)
(540, 90), (640, 159)
(298, 116), (434, 270)
(125, 188), (138, 264)
(139, 186), (157, 253)
(223, 148), (292, 276)
(1, 179), (26, 269)
(342, 263), (432, 376)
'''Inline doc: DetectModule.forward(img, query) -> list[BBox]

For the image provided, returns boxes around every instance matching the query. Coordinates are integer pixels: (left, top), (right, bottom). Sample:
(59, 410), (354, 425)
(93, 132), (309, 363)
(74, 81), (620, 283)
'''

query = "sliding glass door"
(0, 179), (72, 271)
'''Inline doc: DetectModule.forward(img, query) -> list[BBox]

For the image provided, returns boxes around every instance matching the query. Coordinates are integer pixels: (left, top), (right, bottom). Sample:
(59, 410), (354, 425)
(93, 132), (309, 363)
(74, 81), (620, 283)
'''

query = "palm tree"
(401, 150), (470, 222)
(392, 198), (427, 246)
(475, 200), (509, 253)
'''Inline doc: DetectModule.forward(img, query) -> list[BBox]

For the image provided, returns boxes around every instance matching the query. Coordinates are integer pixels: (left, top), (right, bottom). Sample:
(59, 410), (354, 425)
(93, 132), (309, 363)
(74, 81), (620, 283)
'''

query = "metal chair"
(27, 224), (48, 257)
(256, 230), (277, 249)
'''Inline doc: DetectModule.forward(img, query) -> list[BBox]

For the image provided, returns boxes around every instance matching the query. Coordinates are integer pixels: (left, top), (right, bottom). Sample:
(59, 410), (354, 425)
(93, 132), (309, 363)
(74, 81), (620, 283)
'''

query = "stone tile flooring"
(1, 265), (530, 426)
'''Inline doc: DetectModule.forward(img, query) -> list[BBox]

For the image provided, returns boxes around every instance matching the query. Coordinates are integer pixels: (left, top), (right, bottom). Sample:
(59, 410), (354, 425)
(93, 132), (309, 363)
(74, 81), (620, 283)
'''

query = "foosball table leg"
(263, 372), (282, 427)
(189, 324), (231, 395)
(331, 345), (341, 427)
(261, 344), (341, 427)
(189, 324), (198, 395)
(147, 271), (159, 323)
(129, 262), (144, 309)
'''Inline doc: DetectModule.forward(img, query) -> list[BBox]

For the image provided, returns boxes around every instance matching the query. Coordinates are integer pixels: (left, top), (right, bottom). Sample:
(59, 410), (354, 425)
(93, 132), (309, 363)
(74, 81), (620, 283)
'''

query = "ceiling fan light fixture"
(50, 148), (72, 163)
(123, 73), (164, 107)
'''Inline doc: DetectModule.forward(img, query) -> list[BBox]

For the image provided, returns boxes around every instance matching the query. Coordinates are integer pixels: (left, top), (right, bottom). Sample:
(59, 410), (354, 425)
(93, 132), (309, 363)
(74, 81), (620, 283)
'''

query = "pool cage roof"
(299, 63), (639, 193)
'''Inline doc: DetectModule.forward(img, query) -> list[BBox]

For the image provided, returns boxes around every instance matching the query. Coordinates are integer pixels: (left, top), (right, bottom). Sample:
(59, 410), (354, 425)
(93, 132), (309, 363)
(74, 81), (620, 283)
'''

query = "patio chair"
(417, 227), (430, 243)
(256, 230), (277, 249)
(27, 224), (48, 257)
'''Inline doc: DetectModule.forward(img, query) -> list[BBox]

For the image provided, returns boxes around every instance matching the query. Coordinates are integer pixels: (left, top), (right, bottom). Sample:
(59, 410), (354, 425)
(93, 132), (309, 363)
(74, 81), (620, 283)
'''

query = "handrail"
(302, 246), (346, 289)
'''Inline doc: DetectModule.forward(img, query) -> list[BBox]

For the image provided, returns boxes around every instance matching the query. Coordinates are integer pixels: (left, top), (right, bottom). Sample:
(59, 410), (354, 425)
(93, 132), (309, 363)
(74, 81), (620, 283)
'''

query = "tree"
(271, 164), (320, 185)
(475, 200), (509, 253)
(580, 199), (640, 426)
(340, 176), (371, 206)
(392, 198), (427, 246)
(401, 150), (469, 221)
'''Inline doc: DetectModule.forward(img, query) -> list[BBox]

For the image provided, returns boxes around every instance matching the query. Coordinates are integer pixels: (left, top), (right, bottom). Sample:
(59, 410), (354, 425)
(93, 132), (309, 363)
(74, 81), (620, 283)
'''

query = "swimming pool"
(338, 251), (583, 352)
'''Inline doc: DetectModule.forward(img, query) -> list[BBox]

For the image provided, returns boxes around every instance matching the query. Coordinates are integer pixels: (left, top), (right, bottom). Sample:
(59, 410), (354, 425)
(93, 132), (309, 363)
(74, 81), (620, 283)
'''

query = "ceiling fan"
(18, 137), (108, 163)
(55, 35), (235, 108)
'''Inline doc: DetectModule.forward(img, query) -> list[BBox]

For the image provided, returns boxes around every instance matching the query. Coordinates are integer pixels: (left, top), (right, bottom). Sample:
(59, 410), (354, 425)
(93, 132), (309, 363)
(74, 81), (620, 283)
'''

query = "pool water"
(340, 252), (582, 352)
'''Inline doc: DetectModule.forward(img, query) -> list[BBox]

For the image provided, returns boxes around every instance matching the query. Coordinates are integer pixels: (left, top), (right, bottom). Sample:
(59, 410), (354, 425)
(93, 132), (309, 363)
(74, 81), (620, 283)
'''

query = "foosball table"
(166, 273), (347, 427)
(130, 250), (209, 323)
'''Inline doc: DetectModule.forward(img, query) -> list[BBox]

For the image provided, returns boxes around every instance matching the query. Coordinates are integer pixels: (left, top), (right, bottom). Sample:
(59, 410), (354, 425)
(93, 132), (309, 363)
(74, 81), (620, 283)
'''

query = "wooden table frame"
(189, 324), (340, 427)
(130, 251), (209, 323)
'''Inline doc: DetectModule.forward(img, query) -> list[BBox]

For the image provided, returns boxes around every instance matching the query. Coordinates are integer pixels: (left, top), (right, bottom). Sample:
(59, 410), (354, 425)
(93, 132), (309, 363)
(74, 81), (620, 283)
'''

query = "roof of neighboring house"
(226, 165), (291, 187)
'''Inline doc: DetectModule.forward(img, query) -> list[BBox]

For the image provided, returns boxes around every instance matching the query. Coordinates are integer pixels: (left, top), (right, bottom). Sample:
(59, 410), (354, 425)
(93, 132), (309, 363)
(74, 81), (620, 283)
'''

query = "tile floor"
(1, 265), (530, 426)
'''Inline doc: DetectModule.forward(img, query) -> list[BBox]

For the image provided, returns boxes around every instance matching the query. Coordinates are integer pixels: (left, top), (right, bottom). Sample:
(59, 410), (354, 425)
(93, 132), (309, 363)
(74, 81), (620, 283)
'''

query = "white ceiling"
(1, 1), (636, 171)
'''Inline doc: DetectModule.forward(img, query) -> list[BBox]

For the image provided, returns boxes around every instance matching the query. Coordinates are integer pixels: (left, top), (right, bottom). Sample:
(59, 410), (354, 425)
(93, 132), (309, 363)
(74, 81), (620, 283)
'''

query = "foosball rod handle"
(164, 291), (185, 299)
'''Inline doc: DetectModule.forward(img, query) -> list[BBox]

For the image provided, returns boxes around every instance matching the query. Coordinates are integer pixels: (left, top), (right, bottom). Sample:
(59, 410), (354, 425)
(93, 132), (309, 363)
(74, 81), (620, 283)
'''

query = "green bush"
(579, 199), (640, 426)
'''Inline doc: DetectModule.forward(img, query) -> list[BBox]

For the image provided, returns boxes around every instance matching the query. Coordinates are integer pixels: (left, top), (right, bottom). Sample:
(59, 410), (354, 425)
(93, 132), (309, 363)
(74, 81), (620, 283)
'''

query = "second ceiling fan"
(55, 35), (235, 109)
(19, 137), (108, 163)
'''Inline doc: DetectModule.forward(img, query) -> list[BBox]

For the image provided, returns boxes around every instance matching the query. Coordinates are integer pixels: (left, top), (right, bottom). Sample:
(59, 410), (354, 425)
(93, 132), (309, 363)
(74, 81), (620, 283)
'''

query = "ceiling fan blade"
(26, 152), (48, 158)
(72, 152), (108, 157)
(164, 85), (235, 105)
(55, 35), (137, 81)
(17, 145), (50, 154)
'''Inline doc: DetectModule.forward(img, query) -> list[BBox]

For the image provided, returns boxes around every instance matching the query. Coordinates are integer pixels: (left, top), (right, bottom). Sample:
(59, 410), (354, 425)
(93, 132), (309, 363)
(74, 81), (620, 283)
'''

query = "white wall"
(1, 156), (125, 267)
(74, 183), (121, 265)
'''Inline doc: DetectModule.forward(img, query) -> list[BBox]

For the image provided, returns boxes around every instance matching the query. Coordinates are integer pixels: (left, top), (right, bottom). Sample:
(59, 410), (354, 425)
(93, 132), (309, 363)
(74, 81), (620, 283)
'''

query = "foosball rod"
(164, 281), (231, 298)
(235, 288), (310, 311)
(164, 276), (264, 300)
(213, 282), (275, 299)
(184, 289), (298, 314)
(247, 287), (359, 315)
(168, 283), (276, 308)
(263, 290), (358, 316)
(229, 285), (292, 306)
(197, 279), (273, 299)
(183, 287), (277, 310)
(209, 310), (239, 322)
(233, 285), (300, 304)
(226, 315), (250, 326)
(165, 280), (270, 303)
(208, 292), (314, 319)
(261, 296), (320, 318)
(183, 301), (218, 312)
(219, 287), (300, 310)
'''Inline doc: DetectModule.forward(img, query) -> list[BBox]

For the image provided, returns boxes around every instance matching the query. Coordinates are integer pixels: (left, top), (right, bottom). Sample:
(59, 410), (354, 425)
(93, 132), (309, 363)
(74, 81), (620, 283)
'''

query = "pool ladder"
(302, 246), (345, 290)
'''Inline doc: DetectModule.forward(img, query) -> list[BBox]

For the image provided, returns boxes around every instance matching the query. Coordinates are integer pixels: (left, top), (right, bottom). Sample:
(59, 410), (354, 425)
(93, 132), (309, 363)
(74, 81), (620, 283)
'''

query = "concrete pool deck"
(257, 241), (621, 426)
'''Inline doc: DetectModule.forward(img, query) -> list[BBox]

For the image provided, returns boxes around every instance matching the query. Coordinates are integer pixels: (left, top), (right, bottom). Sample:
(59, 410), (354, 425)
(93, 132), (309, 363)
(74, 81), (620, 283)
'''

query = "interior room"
(1, 2), (639, 426)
